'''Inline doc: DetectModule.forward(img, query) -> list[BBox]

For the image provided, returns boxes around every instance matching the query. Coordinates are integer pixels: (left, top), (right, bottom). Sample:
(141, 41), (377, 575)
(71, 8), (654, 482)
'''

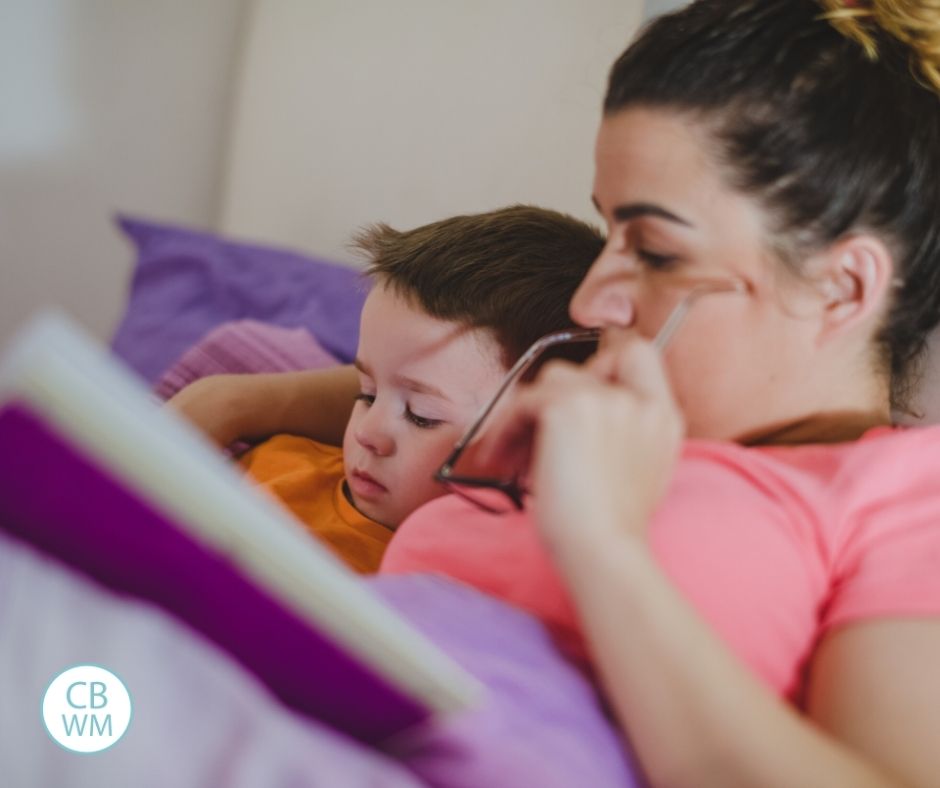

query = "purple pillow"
(110, 216), (368, 384)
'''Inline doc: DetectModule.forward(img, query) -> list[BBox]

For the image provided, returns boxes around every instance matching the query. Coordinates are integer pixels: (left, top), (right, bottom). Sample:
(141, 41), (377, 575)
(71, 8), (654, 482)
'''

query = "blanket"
(0, 530), (639, 787)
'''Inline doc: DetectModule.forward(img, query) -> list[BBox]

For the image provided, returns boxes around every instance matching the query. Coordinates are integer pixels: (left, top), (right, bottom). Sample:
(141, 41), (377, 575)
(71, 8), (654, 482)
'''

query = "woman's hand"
(479, 328), (685, 552)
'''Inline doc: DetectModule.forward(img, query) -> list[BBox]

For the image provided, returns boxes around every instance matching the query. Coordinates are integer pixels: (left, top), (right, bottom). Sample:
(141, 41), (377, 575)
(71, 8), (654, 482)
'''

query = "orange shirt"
(240, 435), (393, 573)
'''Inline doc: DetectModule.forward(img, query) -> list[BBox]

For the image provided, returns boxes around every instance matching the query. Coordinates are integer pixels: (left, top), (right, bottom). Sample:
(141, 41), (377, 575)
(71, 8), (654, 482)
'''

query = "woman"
(174, 1), (940, 784)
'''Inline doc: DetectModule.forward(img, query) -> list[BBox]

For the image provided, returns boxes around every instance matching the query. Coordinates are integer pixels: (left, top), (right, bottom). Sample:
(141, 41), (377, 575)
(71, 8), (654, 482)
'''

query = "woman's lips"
(348, 469), (388, 500)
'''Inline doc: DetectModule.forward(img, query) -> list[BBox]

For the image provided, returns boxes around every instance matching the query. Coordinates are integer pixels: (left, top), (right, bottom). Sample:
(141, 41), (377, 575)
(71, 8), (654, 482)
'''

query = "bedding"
(83, 218), (641, 784)
(110, 216), (368, 385)
(153, 319), (339, 401)
(0, 530), (639, 787)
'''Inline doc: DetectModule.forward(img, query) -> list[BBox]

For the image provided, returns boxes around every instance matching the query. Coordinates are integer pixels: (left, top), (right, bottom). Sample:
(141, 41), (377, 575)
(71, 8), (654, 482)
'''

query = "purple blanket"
(372, 574), (639, 787)
(92, 217), (640, 784)
(1, 531), (639, 787)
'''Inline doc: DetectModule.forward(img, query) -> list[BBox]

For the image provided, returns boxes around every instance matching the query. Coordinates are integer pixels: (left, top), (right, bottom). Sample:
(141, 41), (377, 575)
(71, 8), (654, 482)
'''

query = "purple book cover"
(0, 402), (428, 745)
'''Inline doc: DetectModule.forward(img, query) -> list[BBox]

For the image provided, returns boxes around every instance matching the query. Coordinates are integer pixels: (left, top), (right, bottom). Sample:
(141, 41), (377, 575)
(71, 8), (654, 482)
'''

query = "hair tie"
(819, 1), (940, 94)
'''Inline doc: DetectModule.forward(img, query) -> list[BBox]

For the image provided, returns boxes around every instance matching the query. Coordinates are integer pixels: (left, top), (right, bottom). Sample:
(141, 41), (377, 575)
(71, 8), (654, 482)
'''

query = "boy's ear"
(815, 234), (896, 344)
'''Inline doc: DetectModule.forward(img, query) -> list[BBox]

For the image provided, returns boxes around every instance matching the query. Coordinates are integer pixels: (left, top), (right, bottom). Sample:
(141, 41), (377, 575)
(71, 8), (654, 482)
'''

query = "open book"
(0, 312), (483, 744)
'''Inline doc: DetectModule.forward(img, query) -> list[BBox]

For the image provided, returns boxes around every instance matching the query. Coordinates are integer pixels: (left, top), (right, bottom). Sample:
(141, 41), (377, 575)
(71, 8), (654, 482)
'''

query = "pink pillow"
(154, 319), (339, 402)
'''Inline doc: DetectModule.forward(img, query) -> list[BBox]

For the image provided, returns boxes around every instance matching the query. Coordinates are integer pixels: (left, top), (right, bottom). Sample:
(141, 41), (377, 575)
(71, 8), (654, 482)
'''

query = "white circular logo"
(42, 665), (132, 753)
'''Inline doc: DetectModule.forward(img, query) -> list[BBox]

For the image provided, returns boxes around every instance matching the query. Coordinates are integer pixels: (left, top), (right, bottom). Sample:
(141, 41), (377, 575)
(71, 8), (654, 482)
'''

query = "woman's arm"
(484, 331), (937, 788)
(166, 366), (359, 447)
(806, 620), (940, 788)
(561, 533), (939, 788)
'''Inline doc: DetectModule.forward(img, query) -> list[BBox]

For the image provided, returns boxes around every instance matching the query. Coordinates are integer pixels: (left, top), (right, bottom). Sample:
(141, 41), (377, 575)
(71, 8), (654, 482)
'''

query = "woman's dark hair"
(604, 0), (940, 411)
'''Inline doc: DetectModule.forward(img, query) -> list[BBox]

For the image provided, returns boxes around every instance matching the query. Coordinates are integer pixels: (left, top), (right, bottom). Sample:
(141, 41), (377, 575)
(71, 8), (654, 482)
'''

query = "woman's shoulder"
(685, 423), (940, 477)
(772, 423), (940, 490)
(674, 425), (940, 616)
(679, 423), (940, 525)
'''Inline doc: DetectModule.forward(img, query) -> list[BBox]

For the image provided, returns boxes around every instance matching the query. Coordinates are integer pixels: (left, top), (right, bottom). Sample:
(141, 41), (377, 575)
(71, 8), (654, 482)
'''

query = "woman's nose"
(569, 256), (637, 328)
(354, 407), (394, 457)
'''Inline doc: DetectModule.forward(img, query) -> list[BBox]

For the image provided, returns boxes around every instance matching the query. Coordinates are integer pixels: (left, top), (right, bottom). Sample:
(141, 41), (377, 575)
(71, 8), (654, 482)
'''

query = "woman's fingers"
(587, 328), (676, 405)
(474, 332), (677, 470)
(466, 331), (684, 529)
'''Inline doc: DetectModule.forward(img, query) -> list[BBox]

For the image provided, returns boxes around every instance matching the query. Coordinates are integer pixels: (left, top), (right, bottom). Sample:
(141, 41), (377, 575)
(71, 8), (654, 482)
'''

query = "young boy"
(178, 206), (603, 572)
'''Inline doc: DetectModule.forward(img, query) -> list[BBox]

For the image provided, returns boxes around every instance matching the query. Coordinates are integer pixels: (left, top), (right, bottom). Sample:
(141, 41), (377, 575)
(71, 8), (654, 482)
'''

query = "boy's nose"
(354, 409), (394, 457)
(569, 252), (638, 328)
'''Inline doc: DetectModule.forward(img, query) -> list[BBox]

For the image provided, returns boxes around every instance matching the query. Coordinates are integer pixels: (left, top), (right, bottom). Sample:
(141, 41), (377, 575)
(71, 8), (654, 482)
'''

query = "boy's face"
(343, 282), (507, 527)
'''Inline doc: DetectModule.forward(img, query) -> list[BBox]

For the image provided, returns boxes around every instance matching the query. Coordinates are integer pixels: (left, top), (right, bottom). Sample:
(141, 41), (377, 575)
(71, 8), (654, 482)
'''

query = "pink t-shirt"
(380, 425), (940, 701)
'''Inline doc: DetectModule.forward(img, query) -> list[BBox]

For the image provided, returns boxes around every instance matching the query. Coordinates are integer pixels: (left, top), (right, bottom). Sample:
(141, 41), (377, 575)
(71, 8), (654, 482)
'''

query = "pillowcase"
(110, 216), (368, 384)
(152, 320), (339, 402)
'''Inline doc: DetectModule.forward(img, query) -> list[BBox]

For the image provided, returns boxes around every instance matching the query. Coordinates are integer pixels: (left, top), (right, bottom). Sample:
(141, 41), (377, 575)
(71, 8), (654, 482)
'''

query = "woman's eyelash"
(607, 229), (680, 270)
(355, 392), (375, 405)
(406, 408), (443, 429)
(638, 249), (679, 269)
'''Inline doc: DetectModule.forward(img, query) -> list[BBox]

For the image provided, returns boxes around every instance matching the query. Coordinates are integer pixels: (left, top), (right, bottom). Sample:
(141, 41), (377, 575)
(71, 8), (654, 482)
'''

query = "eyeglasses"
(434, 276), (746, 514)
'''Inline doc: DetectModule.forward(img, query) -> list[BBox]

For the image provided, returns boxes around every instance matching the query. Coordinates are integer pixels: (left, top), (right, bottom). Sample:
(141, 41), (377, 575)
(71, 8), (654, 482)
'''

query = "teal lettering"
(66, 682), (87, 709)
(90, 714), (112, 737)
(89, 682), (107, 709)
(61, 714), (88, 736)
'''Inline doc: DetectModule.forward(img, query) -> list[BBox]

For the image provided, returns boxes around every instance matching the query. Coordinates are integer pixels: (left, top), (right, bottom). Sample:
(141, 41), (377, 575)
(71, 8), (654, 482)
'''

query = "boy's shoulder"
(240, 434), (345, 476)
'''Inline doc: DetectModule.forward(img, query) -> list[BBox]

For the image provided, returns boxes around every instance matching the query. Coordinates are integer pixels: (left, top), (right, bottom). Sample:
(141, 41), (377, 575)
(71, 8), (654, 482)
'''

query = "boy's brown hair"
(353, 205), (604, 367)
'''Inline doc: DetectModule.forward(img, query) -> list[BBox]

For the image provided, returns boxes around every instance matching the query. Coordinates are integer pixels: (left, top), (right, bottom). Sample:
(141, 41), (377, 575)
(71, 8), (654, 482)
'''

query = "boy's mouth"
(348, 469), (388, 499)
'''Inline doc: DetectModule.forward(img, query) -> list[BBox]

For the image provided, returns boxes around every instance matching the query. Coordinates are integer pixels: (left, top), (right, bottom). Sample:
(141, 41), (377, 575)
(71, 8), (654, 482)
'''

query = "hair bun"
(820, 0), (940, 93)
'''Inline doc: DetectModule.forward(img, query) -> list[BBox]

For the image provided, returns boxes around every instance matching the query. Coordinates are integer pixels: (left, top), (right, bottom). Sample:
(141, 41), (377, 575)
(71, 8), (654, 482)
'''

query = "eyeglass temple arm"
(653, 280), (746, 352)
(448, 329), (601, 455)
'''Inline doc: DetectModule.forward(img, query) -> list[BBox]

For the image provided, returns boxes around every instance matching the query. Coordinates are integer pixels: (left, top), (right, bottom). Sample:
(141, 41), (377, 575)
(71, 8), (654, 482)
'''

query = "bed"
(8, 2), (940, 784)
(2, 4), (660, 784)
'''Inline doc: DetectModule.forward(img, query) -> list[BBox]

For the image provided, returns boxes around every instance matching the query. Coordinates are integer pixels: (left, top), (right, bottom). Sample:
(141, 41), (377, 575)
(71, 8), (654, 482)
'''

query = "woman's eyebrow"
(591, 195), (693, 228)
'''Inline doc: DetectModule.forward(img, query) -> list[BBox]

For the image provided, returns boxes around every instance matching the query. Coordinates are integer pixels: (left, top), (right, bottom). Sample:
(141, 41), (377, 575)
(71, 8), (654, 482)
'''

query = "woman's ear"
(816, 235), (895, 344)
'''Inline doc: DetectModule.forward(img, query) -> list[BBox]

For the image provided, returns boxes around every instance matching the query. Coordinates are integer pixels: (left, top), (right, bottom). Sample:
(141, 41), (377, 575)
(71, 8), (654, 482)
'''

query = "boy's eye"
(355, 392), (375, 406)
(406, 407), (443, 429)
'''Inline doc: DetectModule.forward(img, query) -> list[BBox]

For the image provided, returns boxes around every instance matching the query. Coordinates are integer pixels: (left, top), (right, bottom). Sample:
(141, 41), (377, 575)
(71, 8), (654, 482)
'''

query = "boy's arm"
(166, 366), (359, 448)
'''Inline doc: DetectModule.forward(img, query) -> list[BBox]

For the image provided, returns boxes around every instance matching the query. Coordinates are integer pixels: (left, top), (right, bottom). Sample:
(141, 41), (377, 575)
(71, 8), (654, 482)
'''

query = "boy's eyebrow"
(355, 358), (451, 402)
(392, 374), (451, 402)
(591, 195), (693, 227)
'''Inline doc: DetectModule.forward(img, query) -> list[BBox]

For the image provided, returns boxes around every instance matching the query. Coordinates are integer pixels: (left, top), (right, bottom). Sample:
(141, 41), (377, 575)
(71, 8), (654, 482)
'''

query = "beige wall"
(0, 1), (647, 347)
(0, 0), (246, 345)
(644, 0), (686, 18)
(220, 0), (643, 264)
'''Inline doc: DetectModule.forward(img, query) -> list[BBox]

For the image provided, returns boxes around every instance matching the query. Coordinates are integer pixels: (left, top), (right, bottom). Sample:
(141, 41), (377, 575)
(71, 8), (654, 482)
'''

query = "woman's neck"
(738, 408), (894, 447)
(735, 341), (895, 447)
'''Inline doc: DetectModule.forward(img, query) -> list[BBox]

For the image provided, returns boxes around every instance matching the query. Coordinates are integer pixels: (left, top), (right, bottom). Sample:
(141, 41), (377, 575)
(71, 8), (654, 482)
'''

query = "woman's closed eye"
(603, 228), (681, 271)
(355, 392), (375, 406)
(638, 248), (680, 270)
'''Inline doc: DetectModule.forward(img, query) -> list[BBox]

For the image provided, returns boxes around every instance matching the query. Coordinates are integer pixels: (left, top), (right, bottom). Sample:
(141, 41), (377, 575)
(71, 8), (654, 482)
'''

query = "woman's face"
(572, 107), (824, 441)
